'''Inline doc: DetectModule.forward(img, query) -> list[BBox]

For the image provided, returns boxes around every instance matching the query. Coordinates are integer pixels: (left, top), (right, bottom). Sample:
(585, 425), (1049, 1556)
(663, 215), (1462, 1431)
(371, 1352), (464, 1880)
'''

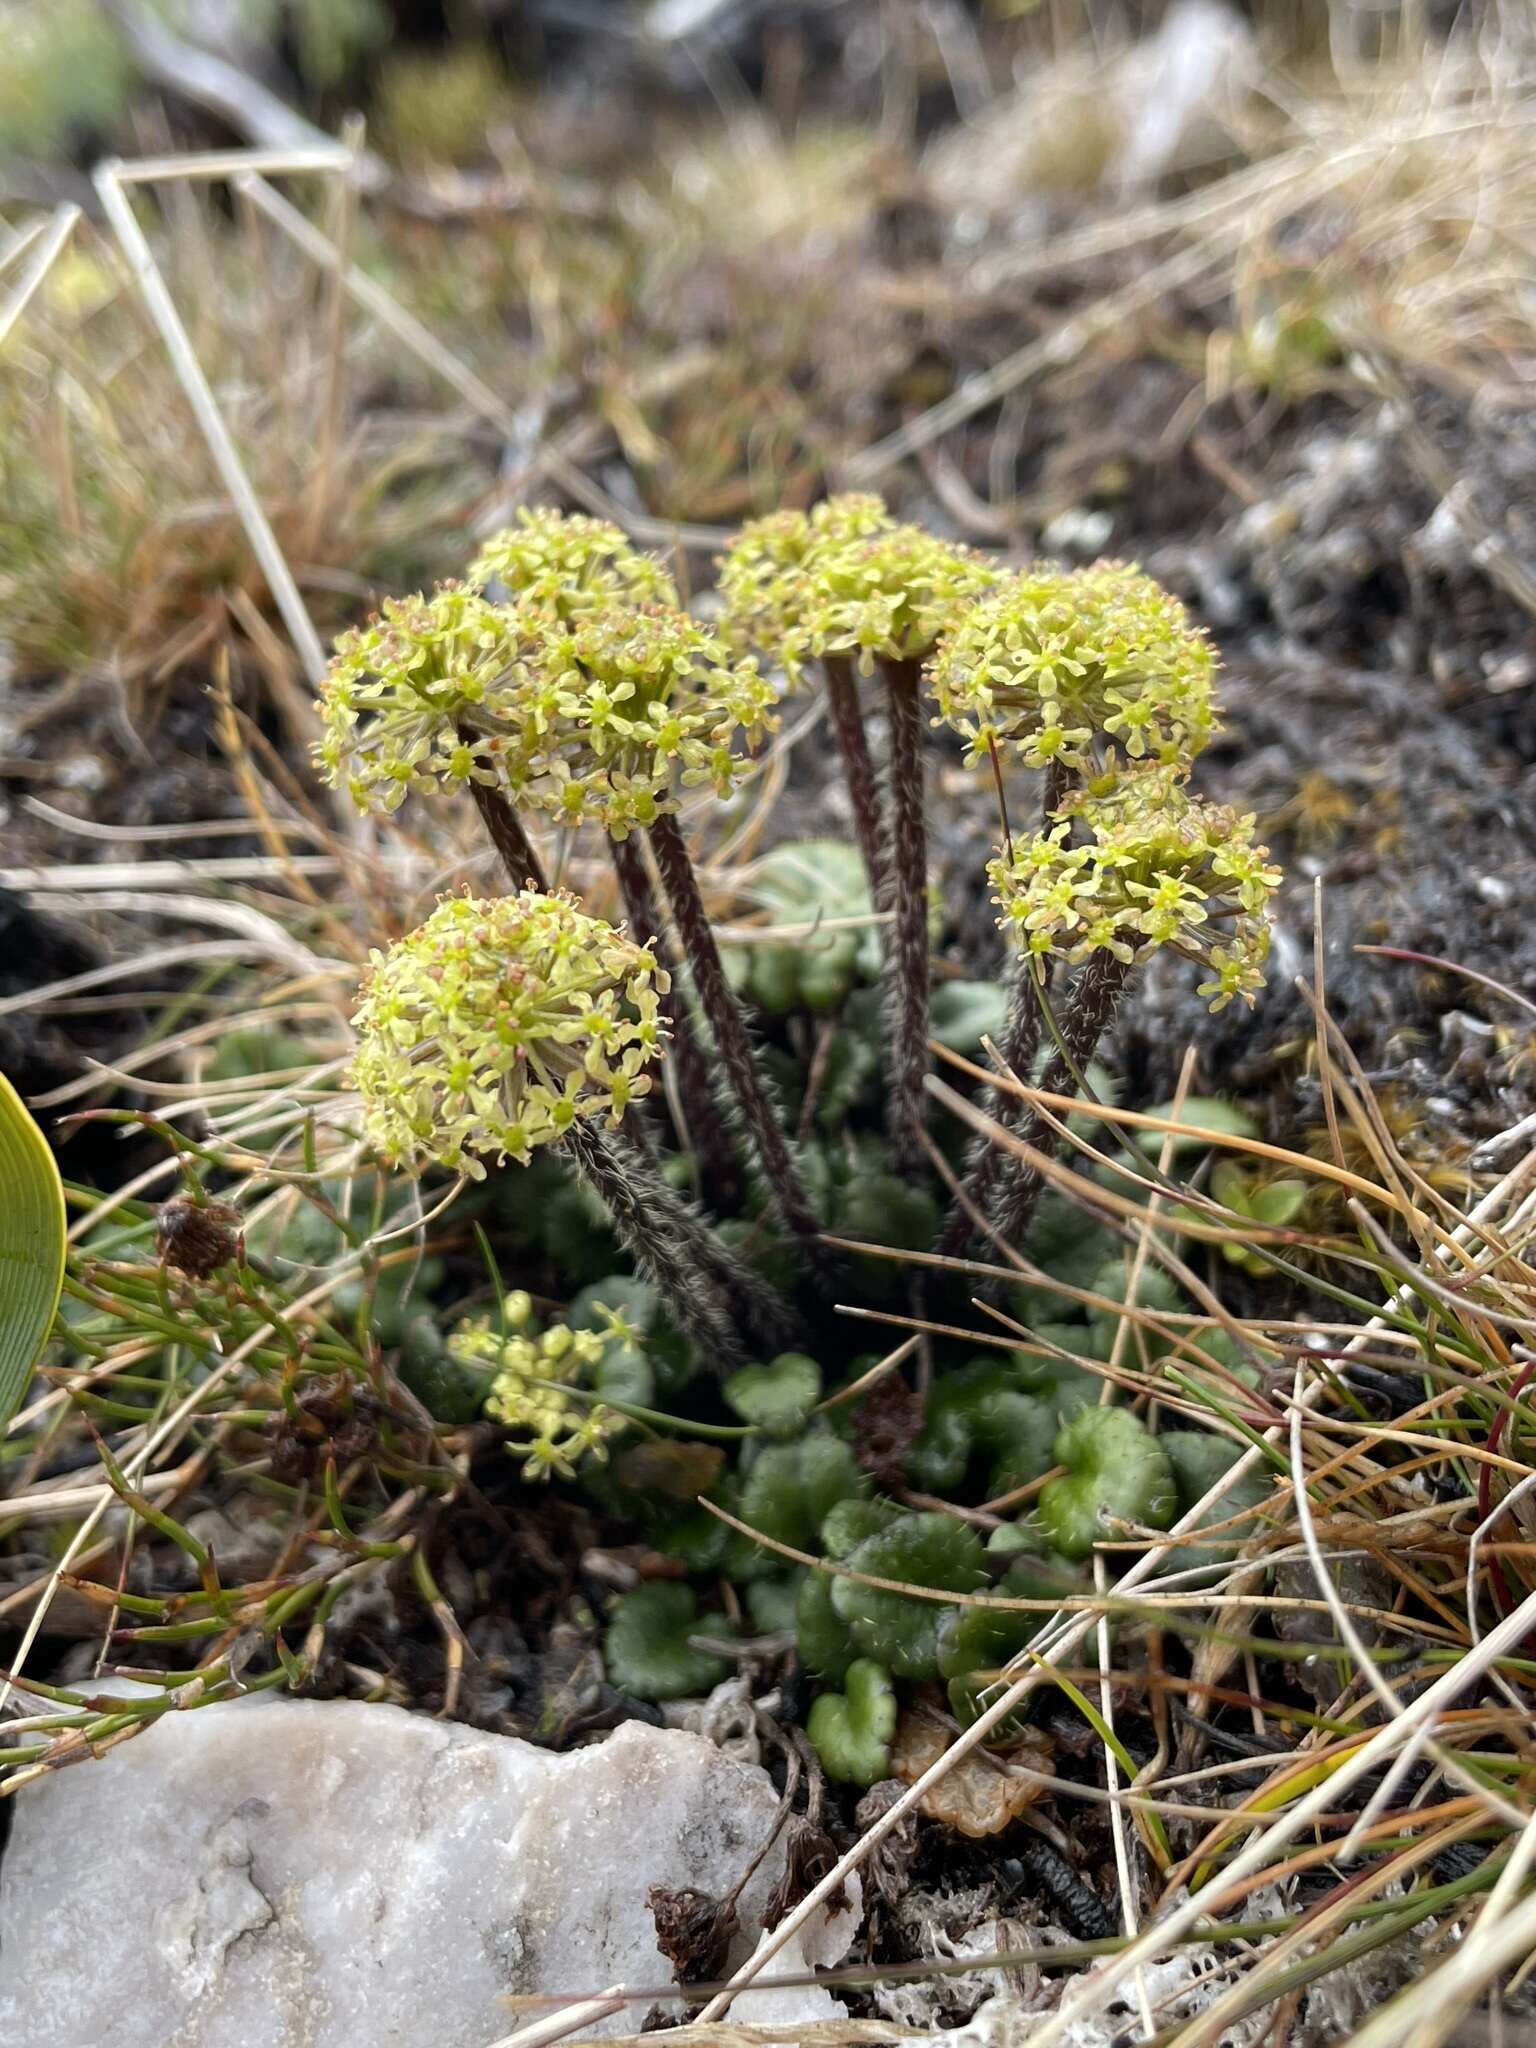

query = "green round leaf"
(930, 980), (1009, 1054)
(796, 1567), (859, 1679)
(603, 1582), (734, 1701)
(746, 1575), (801, 1635)
(1038, 1408), (1177, 1561)
(1136, 1096), (1259, 1158)
(724, 1353), (822, 1438)
(937, 1554), (1084, 1725)
(806, 1659), (897, 1786)
(820, 1496), (900, 1559)
(738, 1432), (862, 1555)
(832, 1512), (987, 1680)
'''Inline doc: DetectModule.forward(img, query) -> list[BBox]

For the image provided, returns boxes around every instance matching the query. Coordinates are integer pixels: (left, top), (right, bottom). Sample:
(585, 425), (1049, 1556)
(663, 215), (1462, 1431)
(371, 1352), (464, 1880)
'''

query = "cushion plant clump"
(307, 507), (1289, 1812)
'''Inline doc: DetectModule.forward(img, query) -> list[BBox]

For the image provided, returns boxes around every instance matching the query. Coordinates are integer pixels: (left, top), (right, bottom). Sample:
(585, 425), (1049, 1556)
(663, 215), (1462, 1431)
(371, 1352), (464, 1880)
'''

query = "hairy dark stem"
(648, 811), (826, 1273)
(608, 833), (740, 1208)
(935, 950), (1051, 1258)
(565, 1121), (750, 1370)
(821, 654), (887, 904)
(938, 763), (1080, 1256)
(988, 951), (1132, 1256)
(611, 1125), (802, 1356)
(459, 732), (547, 893)
(880, 657), (931, 1180)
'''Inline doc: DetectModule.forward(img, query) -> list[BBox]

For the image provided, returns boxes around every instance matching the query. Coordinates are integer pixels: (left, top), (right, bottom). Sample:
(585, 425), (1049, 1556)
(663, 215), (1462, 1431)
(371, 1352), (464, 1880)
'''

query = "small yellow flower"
(497, 603), (779, 839)
(351, 890), (669, 1175)
(452, 1311), (625, 1481)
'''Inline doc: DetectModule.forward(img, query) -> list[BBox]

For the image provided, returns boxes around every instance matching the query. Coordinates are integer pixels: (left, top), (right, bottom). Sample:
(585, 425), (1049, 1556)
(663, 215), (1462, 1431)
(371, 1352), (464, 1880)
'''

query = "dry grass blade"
(0, 204), (80, 349)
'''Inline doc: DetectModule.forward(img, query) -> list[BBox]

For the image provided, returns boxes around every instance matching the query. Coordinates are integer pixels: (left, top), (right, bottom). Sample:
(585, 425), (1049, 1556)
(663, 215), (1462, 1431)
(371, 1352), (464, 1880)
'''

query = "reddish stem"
(879, 656), (931, 1181)
(821, 653), (887, 904)
(458, 729), (547, 893)
(647, 811), (827, 1275)
(990, 950), (1132, 1255)
(608, 832), (741, 1209)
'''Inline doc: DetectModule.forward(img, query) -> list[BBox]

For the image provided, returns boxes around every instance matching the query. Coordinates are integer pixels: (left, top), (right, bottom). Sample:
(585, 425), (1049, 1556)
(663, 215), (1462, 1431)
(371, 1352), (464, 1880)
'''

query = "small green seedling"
(1199, 1160), (1309, 1276)
(806, 1658), (898, 1786)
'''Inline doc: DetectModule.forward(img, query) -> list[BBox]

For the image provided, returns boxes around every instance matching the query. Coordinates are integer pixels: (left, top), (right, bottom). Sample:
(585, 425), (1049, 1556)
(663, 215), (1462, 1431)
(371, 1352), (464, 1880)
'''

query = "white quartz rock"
(0, 1698), (858, 2048)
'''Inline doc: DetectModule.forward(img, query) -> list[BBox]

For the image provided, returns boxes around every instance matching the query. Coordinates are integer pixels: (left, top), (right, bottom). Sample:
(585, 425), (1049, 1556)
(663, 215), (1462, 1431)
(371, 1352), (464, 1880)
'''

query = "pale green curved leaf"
(0, 1069), (65, 1425)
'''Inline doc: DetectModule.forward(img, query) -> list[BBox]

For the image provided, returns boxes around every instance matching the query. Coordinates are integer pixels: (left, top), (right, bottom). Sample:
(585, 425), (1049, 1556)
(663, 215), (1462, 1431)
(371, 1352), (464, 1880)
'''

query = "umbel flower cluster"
(317, 583), (521, 813)
(990, 775), (1280, 1009)
(720, 494), (997, 680)
(351, 890), (667, 1175)
(929, 560), (1217, 778)
(450, 1302), (625, 1482)
(469, 507), (680, 618)
(318, 581), (775, 842)
(492, 603), (776, 839)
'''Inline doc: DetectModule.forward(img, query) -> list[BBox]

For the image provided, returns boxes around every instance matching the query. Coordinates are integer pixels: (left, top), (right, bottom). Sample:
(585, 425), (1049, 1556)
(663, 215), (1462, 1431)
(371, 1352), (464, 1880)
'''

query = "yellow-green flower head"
(717, 493), (898, 679)
(351, 890), (669, 1175)
(929, 561), (1217, 779)
(989, 772), (1281, 1010)
(723, 502), (997, 680)
(797, 524), (998, 673)
(315, 582), (524, 813)
(470, 507), (679, 618)
(495, 601), (778, 840)
(452, 1310), (624, 1481)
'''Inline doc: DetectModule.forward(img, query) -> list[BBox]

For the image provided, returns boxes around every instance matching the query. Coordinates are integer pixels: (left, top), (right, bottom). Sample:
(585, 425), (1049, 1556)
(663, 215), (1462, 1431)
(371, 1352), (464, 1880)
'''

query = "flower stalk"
(460, 730), (548, 892)
(719, 497), (996, 1182)
(607, 830), (740, 1207)
(648, 810), (827, 1270)
(880, 655), (931, 1178)
(821, 652), (888, 903)
(562, 1121), (748, 1368)
(988, 949), (1132, 1253)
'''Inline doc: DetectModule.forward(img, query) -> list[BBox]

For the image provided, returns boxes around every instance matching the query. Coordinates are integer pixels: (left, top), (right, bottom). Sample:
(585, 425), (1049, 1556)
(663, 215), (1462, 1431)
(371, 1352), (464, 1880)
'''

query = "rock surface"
(0, 1699), (857, 2048)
